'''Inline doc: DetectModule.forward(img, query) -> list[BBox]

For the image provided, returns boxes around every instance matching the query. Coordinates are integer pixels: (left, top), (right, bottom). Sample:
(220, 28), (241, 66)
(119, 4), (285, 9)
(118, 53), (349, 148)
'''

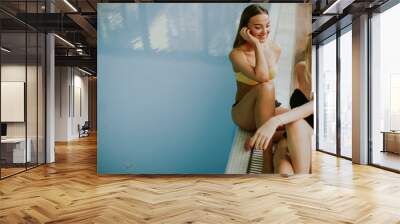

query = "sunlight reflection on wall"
(99, 3), (255, 57)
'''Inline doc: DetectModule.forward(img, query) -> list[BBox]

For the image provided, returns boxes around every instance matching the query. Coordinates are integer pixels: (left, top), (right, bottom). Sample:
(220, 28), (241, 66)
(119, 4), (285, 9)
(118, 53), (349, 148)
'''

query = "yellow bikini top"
(235, 68), (276, 86)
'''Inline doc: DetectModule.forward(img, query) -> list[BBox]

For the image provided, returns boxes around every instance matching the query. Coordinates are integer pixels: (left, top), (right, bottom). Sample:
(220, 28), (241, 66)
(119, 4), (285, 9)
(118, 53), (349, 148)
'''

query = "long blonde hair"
(303, 36), (312, 85)
(294, 36), (312, 98)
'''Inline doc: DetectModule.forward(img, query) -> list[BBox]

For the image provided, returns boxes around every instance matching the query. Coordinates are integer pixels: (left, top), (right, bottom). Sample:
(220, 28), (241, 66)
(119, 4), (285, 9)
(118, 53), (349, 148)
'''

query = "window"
(339, 28), (352, 158)
(317, 35), (337, 154)
(371, 2), (400, 171)
(0, 1), (46, 179)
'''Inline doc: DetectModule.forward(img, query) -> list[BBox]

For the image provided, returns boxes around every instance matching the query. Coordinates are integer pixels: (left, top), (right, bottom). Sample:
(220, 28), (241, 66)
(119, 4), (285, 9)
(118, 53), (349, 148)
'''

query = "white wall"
(1, 65), (26, 141)
(55, 66), (69, 141)
(55, 67), (89, 141)
(1, 65), (39, 137)
(71, 72), (89, 138)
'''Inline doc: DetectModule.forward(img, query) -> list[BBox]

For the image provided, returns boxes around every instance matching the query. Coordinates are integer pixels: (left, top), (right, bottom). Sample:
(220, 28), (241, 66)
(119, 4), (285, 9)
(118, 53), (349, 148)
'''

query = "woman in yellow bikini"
(229, 4), (286, 173)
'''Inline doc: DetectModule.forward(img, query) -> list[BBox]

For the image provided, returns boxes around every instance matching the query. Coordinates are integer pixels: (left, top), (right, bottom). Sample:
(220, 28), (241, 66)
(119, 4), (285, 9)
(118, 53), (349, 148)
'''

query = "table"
(1, 138), (32, 163)
(381, 131), (400, 154)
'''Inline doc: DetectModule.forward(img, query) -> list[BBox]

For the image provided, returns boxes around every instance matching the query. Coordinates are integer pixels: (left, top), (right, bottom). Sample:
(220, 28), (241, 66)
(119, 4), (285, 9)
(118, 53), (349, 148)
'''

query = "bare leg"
(232, 82), (276, 131)
(254, 83), (276, 128)
(261, 107), (289, 173)
(286, 119), (313, 174)
(262, 129), (286, 173)
(232, 82), (276, 173)
(273, 138), (294, 176)
(262, 144), (274, 173)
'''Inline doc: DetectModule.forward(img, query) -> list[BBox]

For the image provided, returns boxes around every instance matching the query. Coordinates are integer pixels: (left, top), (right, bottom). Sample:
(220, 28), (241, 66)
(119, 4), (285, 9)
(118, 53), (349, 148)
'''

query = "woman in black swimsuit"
(247, 38), (313, 174)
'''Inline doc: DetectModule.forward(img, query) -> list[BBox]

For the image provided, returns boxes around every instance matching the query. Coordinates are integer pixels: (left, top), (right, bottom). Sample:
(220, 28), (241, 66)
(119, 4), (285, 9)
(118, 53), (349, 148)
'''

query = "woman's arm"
(229, 46), (271, 82)
(254, 42), (271, 81)
(247, 100), (314, 151)
(229, 28), (272, 82)
(273, 100), (313, 126)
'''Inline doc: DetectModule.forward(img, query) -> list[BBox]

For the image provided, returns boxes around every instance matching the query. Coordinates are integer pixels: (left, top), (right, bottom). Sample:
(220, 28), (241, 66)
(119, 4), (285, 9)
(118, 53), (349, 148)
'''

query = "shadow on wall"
(99, 3), (252, 57)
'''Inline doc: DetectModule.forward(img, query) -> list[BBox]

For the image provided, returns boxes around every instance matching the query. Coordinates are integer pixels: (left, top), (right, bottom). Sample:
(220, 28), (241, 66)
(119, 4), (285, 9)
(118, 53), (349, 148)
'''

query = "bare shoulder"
(229, 48), (245, 62)
(228, 48), (236, 60)
(229, 48), (243, 57)
(229, 48), (241, 71)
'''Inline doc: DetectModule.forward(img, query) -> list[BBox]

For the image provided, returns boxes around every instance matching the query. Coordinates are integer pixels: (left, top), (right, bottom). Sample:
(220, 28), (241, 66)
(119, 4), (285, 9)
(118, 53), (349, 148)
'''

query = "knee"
(286, 119), (305, 133)
(255, 82), (275, 96)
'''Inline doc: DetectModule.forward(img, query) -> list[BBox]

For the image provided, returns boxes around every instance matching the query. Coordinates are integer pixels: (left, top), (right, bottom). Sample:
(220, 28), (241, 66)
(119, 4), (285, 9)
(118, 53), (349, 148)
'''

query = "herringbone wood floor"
(1, 134), (400, 223)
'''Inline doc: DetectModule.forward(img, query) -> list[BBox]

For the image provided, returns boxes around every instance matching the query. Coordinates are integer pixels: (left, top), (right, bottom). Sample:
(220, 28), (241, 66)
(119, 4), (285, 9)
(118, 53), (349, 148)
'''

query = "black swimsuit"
(289, 89), (313, 128)
(233, 99), (281, 108)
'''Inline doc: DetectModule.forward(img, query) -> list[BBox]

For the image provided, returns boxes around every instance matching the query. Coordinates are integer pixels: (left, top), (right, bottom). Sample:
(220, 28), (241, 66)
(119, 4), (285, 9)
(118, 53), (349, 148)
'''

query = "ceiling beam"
(55, 55), (96, 72)
(67, 13), (97, 39)
(322, 0), (356, 14)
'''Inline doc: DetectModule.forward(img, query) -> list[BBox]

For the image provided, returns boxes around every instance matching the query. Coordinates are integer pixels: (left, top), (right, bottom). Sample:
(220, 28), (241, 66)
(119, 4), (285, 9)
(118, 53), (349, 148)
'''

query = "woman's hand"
(240, 27), (260, 47)
(247, 117), (281, 151)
